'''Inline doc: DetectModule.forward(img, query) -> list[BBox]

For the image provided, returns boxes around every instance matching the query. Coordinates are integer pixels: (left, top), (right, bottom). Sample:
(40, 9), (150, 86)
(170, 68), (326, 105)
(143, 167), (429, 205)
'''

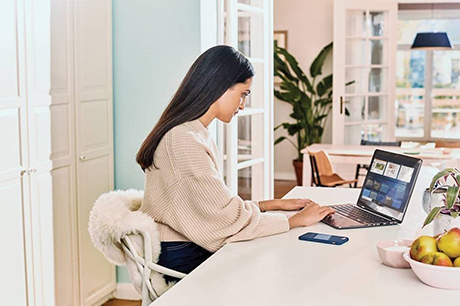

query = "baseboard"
(113, 283), (141, 301)
(274, 171), (296, 181)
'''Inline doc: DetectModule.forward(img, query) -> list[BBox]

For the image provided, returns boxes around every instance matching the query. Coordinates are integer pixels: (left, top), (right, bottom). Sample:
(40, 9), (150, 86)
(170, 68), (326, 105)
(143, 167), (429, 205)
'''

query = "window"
(396, 4), (460, 140)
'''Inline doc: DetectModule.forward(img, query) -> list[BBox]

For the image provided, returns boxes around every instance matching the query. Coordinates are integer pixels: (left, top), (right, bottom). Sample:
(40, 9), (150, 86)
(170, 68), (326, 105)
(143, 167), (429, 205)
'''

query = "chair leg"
(354, 164), (361, 188)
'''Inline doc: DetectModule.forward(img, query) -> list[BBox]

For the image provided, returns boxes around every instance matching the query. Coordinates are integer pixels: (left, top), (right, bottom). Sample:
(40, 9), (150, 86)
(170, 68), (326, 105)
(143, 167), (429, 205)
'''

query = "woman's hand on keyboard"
(288, 203), (336, 229)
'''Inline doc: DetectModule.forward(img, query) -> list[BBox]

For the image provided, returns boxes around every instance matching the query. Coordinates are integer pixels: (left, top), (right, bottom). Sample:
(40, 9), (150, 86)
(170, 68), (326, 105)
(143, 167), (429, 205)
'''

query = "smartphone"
(298, 232), (349, 245)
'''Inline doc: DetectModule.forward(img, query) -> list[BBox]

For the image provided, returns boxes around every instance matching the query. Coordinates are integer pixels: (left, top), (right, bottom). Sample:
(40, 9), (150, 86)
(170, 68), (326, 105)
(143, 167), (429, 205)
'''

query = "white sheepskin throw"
(88, 189), (175, 298)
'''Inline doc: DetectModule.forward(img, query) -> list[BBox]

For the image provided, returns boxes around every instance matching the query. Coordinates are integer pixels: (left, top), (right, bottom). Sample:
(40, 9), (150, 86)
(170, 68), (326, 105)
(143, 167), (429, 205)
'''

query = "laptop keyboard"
(331, 204), (389, 224)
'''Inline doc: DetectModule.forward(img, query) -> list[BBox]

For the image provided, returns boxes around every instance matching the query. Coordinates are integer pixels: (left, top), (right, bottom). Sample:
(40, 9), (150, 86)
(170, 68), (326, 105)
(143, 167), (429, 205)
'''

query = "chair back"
(308, 150), (335, 186)
(88, 189), (185, 305)
(360, 139), (401, 147)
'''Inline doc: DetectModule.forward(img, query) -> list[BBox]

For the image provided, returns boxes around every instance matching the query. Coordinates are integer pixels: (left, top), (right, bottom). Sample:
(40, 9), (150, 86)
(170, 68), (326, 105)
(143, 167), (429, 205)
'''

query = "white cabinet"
(1, 0), (114, 305)
(1, 0), (54, 305)
(51, 0), (115, 305)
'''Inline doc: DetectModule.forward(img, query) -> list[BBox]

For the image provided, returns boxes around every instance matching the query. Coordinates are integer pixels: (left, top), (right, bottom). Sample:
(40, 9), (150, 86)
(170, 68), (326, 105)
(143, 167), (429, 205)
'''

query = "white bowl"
(376, 239), (412, 268)
(403, 251), (460, 289)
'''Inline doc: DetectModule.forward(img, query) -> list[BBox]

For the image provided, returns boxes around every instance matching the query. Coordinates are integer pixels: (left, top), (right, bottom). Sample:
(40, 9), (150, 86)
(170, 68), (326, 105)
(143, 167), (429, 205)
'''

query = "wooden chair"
(354, 140), (402, 187)
(308, 150), (357, 187)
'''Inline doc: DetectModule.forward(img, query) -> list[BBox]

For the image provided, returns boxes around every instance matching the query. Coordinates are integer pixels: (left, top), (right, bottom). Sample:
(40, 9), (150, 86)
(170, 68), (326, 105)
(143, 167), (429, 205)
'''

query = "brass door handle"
(340, 96), (344, 114)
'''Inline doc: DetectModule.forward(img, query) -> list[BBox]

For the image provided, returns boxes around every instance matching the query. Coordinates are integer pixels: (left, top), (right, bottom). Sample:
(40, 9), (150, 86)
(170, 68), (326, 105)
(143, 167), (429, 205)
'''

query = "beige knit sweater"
(140, 119), (289, 252)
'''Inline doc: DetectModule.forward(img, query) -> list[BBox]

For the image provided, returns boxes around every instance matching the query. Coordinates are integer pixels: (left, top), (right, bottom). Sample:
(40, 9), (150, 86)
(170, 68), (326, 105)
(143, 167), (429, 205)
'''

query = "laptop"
(322, 149), (422, 229)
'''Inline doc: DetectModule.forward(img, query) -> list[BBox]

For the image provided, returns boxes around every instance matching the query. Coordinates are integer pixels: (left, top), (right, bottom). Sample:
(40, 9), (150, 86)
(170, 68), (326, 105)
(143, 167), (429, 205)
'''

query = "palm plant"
(274, 42), (352, 162)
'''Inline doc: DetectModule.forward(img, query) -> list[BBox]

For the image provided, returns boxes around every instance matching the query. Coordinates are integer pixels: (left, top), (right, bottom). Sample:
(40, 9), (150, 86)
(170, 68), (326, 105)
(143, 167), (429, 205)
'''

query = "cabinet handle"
(79, 155), (86, 161)
(20, 169), (27, 176)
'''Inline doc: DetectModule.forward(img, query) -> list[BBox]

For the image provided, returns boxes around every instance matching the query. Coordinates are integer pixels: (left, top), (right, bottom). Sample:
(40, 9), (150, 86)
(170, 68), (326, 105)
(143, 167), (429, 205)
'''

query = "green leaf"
(430, 168), (460, 192)
(310, 42), (333, 78)
(446, 186), (460, 209)
(316, 82), (327, 97)
(314, 98), (332, 107)
(274, 123), (283, 131)
(422, 206), (443, 228)
(452, 211), (459, 218)
(316, 74), (333, 98)
(287, 123), (302, 136)
(274, 53), (296, 82)
(345, 80), (356, 86)
(276, 46), (314, 94)
(274, 136), (287, 145)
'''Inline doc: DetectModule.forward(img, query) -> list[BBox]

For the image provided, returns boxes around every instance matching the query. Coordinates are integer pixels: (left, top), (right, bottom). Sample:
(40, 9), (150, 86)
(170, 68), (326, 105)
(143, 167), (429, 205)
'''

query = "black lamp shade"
(411, 32), (453, 50)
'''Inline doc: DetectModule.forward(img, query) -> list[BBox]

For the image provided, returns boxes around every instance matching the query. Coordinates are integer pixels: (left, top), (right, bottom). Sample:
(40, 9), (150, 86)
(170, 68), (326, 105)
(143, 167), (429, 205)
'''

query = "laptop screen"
(357, 149), (422, 222)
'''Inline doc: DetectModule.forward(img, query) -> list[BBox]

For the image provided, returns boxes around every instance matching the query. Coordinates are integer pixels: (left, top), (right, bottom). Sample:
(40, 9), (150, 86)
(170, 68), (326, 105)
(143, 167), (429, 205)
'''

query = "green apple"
(454, 257), (460, 267)
(437, 227), (460, 259)
(421, 252), (453, 267)
(410, 236), (438, 262)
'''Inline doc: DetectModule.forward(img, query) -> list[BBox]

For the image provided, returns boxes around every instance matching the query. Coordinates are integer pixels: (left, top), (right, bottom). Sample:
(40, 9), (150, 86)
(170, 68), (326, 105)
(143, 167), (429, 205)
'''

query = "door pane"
(346, 39), (366, 65)
(238, 0), (263, 8)
(369, 68), (387, 92)
(370, 11), (387, 36)
(238, 11), (263, 58)
(344, 124), (364, 145)
(370, 39), (386, 65)
(345, 68), (366, 93)
(346, 10), (366, 36)
(238, 113), (263, 162)
(344, 97), (365, 123)
(368, 96), (386, 121)
(246, 62), (264, 108)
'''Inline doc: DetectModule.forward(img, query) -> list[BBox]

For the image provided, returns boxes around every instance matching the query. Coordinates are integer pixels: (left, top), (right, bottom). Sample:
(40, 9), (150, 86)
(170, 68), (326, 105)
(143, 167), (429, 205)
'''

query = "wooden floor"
(103, 299), (140, 306)
(103, 179), (297, 306)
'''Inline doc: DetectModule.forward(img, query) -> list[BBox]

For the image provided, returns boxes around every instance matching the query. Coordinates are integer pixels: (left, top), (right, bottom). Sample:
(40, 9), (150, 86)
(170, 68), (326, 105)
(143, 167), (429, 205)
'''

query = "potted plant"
(273, 42), (352, 185)
(423, 168), (460, 234)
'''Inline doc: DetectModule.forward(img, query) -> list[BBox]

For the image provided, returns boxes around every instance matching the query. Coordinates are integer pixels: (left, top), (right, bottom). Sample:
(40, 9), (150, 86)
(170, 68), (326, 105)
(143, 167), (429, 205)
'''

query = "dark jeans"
(158, 241), (214, 284)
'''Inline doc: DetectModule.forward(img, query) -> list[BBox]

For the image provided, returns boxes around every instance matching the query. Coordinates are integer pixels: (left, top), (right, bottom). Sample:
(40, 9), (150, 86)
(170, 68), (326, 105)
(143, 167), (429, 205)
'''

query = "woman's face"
(211, 78), (253, 123)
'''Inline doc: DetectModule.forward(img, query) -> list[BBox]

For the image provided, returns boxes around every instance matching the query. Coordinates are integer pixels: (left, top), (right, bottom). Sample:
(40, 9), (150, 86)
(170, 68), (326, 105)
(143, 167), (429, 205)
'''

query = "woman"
(137, 45), (335, 283)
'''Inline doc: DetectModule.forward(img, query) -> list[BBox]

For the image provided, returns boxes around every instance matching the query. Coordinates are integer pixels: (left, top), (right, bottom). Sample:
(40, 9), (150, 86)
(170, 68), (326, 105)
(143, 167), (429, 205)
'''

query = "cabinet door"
(74, 0), (116, 304)
(25, 0), (55, 305)
(50, 0), (80, 304)
(0, 0), (29, 304)
(333, 0), (397, 145)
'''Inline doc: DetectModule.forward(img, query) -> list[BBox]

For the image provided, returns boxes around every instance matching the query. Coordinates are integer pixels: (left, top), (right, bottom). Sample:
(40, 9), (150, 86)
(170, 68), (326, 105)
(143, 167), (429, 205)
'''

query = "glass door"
(333, 0), (398, 145)
(218, 0), (273, 200)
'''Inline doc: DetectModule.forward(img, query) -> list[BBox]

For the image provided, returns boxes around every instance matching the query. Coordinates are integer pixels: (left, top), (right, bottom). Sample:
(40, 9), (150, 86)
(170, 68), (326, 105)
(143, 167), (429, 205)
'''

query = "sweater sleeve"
(166, 128), (290, 252)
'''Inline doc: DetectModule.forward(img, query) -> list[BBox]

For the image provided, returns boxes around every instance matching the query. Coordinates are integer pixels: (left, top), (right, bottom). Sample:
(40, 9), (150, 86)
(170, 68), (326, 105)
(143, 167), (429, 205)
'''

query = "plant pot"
(422, 187), (447, 214)
(433, 213), (460, 236)
(293, 160), (303, 186)
(421, 187), (460, 234)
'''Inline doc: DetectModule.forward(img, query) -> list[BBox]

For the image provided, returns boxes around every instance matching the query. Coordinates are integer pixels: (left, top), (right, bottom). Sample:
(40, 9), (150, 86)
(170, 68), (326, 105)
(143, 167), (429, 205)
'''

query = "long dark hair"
(136, 45), (255, 170)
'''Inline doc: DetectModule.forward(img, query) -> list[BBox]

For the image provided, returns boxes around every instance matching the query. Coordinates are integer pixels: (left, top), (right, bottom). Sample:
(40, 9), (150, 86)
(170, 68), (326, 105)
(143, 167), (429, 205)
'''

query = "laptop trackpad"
(325, 213), (362, 227)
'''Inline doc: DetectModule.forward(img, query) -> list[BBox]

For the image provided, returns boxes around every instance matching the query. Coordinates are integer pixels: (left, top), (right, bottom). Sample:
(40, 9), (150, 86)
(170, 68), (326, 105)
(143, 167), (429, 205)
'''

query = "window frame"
(396, 43), (460, 142)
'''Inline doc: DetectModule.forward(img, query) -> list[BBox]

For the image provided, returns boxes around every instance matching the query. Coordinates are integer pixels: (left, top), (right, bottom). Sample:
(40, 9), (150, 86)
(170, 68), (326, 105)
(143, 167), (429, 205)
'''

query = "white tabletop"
(153, 167), (458, 305)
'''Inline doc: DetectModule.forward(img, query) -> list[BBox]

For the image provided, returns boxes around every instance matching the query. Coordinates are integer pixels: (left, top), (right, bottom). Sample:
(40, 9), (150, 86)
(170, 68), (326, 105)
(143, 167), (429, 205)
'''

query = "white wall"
(274, 0), (334, 180)
(113, 0), (202, 284)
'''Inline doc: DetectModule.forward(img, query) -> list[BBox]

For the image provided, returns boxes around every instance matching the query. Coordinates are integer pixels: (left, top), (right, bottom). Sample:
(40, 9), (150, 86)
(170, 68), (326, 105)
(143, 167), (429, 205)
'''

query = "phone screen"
(314, 234), (331, 241)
